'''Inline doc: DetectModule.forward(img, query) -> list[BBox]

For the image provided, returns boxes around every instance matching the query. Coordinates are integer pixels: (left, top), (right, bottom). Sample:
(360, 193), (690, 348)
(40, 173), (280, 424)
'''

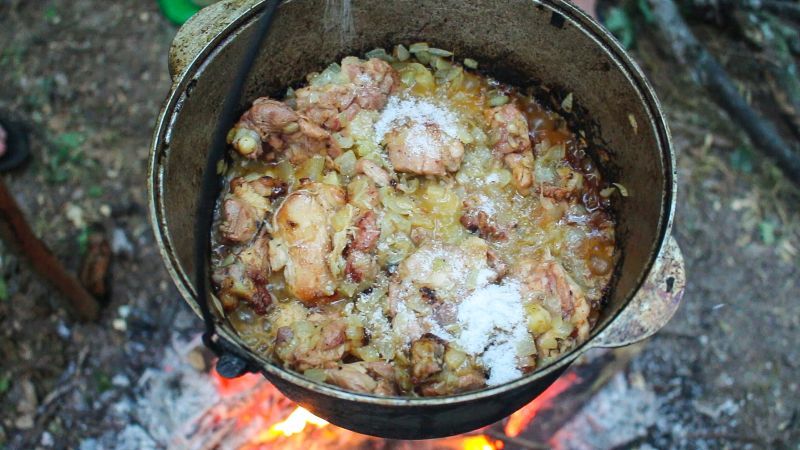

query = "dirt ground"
(0, 1), (798, 449)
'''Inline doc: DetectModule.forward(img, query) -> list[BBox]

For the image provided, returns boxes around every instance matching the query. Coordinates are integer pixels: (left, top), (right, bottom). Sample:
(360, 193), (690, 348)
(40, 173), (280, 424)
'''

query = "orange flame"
(504, 372), (579, 437)
(255, 406), (329, 442)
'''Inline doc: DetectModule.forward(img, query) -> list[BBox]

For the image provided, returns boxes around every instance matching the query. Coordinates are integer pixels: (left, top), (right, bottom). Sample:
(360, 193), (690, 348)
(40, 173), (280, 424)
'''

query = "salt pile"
(456, 280), (529, 386)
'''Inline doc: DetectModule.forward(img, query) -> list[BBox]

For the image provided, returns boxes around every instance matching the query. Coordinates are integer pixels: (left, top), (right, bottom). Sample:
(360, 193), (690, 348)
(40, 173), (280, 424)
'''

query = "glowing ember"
(504, 372), (580, 437)
(461, 435), (499, 450)
(211, 367), (262, 396)
(258, 407), (329, 441)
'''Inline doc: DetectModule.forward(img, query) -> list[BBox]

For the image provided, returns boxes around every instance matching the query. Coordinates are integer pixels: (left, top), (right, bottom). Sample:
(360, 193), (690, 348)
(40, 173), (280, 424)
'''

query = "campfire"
(92, 336), (640, 450)
(165, 351), (598, 450)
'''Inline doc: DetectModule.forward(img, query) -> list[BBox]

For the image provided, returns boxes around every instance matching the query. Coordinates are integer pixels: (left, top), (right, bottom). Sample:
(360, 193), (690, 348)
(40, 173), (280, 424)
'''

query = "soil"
(0, 1), (798, 449)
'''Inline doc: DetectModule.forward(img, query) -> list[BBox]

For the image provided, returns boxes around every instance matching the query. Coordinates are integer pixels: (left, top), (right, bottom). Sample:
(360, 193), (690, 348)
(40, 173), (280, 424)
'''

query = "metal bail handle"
(193, 0), (280, 380)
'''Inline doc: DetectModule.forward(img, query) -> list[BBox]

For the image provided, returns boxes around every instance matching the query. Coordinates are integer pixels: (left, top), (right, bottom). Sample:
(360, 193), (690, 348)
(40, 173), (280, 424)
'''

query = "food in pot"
(211, 45), (617, 396)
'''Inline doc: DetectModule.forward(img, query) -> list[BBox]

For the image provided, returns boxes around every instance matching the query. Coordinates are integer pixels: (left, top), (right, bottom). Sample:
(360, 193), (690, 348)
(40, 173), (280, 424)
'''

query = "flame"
(461, 435), (498, 450)
(256, 406), (329, 442)
(504, 372), (579, 437)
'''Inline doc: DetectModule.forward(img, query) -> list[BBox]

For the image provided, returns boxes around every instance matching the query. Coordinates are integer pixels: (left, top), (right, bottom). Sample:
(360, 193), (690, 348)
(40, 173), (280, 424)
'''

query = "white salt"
(456, 280), (529, 386)
(373, 96), (459, 145)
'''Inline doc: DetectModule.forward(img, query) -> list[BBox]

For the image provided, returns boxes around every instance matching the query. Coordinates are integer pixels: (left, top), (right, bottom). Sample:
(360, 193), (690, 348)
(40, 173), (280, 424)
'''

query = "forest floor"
(0, 1), (797, 449)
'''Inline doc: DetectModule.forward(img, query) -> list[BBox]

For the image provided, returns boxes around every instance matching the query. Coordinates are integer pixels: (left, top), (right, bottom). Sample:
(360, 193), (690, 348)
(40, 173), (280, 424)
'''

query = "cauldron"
(148, 0), (684, 439)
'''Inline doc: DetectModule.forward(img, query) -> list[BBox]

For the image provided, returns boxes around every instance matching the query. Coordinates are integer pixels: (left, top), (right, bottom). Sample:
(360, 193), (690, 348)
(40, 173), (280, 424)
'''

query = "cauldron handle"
(168, 0), (266, 81)
(589, 236), (686, 348)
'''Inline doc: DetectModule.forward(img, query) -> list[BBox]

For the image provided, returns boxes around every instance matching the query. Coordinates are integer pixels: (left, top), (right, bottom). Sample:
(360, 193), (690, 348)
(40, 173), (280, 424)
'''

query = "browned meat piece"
(341, 57), (399, 109)
(486, 104), (532, 155)
(534, 181), (579, 201)
(321, 320), (346, 349)
(295, 84), (358, 131)
(418, 369), (487, 396)
(325, 364), (378, 392)
(504, 152), (534, 192)
(220, 198), (256, 244)
(486, 104), (535, 193)
(486, 248), (509, 279)
(275, 326), (293, 344)
(219, 176), (284, 243)
(351, 211), (380, 252)
(231, 175), (288, 200)
(392, 237), (502, 301)
(344, 210), (381, 283)
(410, 334), (445, 383)
(355, 159), (392, 187)
(384, 122), (464, 176)
(213, 231), (274, 314)
(515, 255), (591, 341)
(460, 209), (508, 241)
(275, 316), (348, 371)
(295, 57), (398, 131)
(270, 182), (346, 304)
(325, 361), (398, 395)
(231, 98), (339, 163)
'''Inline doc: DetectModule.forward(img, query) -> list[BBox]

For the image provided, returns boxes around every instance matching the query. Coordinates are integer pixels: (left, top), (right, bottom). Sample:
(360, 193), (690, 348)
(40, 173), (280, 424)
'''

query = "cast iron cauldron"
(148, 0), (685, 439)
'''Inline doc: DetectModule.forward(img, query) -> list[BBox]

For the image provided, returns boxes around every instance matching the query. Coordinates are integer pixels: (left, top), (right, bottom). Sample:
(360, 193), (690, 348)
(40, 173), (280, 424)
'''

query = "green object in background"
(157, 0), (219, 25)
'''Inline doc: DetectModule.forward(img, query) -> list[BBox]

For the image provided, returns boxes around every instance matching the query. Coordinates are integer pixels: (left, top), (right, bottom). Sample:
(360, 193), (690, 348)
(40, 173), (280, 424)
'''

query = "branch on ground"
(646, 0), (800, 184)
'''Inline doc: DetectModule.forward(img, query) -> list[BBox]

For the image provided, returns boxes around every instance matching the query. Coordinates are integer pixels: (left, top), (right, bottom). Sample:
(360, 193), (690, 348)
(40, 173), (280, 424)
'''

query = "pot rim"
(148, 0), (676, 407)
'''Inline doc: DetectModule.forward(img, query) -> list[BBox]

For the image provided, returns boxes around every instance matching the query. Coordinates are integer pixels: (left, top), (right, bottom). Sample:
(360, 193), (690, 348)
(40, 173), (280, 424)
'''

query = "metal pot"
(148, 0), (684, 439)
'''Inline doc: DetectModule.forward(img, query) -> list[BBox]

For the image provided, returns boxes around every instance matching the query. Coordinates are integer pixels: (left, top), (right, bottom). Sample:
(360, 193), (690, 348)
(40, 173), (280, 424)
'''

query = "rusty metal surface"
(147, 0), (681, 438)
(591, 236), (685, 348)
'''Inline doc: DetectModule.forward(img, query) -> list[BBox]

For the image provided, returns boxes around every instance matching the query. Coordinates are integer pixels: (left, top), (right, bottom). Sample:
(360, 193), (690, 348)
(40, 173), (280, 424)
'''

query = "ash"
(551, 372), (658, 450)
(79, 335), (220, 450)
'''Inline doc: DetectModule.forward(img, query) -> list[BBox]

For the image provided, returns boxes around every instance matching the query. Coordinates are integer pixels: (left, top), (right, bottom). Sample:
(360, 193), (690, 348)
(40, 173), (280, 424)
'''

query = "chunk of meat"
(410, 334), (445, 383)
(219, 176), (285, 243)
(213, 231), (274, 314)
(486, 104), (535, 193)
(356, 159), (392, 187)
(345, 211), (381, 283)
(275, 320), (347, 371)
(341, 57), (399, 109)
(486, 104), (532, 155)
(295, 84), (358, 131)
(418, 369), (486, 396)
(504, 152), (534, 192)
(384, 122), (465, 176)
(460, 208), (508, 241)
(295, 57), (398, 131)
(231, 98), (339, 163)
(270, 182), (346, 304)
(351, 210), (380, 252)
(515, 255), (591, 342)
(325, 361), (398, 395)
(392, 237), (502, 303)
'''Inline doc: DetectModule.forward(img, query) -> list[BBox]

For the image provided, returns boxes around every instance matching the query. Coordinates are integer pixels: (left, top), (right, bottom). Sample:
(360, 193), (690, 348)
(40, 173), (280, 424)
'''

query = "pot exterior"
(149, 0), (679, 438)
(266, 366), (567, 438)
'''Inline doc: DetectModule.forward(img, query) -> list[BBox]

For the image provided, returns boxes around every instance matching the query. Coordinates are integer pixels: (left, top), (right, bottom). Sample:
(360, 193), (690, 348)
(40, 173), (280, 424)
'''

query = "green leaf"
(637, 0), (655, 23)
(88, 185), (104, 198)
(759, 221), (776, 245)
(94, 372), (112, 393)
(0, 374), (10, 395)
(730, 146), (754, 173)
(77, 227), (90, 254)
(0, 276), (7, 301)
(604, 7), (635, 49)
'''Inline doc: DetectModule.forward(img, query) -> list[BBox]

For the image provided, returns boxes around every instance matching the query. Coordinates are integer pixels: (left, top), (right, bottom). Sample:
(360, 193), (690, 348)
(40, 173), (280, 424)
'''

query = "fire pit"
(85, 335), (649, 450)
